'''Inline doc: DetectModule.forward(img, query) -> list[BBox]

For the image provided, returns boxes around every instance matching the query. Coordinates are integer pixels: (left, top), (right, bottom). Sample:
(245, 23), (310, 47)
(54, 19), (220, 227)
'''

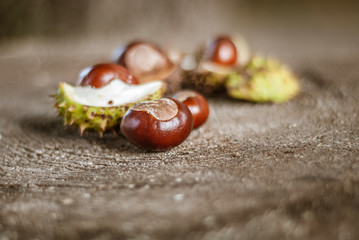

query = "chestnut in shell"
(78, 63), (138, 88)
(182, 34), (250, 94)
(116, 41), (174, 82)
(173, 90), (209, 128)
(115, 41), (183, 94)
(120, 98), (193, 151)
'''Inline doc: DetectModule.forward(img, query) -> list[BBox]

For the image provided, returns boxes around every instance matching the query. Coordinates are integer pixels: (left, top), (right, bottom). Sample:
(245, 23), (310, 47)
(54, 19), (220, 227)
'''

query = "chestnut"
(203, 36), (237, 66)
(115, 41), (175, 83)
(120, 98), (193, 151)
(78, 63), (138, 88)
(173, 90), (209, 128)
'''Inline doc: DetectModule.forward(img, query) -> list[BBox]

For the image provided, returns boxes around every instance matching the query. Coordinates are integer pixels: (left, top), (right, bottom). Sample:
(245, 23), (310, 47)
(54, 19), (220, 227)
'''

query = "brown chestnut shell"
(78, 63), (138, 88)
(120, 98), (193, 151)
(203, 36), (237, 66)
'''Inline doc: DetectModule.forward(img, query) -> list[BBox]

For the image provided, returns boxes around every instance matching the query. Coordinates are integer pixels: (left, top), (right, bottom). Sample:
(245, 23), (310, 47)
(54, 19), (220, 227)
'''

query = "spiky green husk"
(226, 56), (300, 103)
(54, 82), (165, 136)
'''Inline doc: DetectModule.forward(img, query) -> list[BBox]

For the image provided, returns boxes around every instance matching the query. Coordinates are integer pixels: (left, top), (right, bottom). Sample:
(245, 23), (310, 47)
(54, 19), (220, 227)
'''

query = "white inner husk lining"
(63, 80), (163, 107)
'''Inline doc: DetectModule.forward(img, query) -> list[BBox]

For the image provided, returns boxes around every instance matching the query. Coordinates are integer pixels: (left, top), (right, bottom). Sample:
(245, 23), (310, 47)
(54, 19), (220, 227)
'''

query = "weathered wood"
(0, 50), (359, 239)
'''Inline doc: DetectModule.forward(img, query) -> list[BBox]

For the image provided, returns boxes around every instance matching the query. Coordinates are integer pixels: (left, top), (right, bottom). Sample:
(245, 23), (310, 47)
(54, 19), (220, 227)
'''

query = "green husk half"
(54, 81), (166, 136)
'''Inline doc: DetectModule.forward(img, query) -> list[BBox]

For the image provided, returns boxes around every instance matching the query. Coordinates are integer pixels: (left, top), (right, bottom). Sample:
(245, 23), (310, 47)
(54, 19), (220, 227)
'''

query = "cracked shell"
(226, 56), (300, 103)
(54, 80), (166, 136)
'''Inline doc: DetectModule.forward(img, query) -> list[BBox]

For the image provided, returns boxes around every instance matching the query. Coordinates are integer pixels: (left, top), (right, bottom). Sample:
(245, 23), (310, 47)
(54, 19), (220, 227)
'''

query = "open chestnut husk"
(120, 98), (193, 151)
(173, 90), (209, 128)
(182, 34), (250, 94)
(114, 41), (183, 94)
(55, 62), (166, 137)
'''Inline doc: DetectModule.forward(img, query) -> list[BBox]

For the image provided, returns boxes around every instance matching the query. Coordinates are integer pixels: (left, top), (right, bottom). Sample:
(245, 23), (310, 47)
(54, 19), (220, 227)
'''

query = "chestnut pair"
(78, 40), (178, 90)
(121, 92), (209, 151)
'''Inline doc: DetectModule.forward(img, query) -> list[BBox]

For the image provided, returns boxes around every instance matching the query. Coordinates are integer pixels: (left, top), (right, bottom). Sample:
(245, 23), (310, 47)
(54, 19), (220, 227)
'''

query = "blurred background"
(0, 0), (358, 59)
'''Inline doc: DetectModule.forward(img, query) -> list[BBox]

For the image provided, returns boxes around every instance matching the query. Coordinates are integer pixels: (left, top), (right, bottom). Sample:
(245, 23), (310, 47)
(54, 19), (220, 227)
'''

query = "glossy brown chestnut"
(203, 36), (237, 66)
(78, 63), (138, 88)
(173, 90), (209, 128)
(120, 98), (193, 151)
(115, 41), (174, 82)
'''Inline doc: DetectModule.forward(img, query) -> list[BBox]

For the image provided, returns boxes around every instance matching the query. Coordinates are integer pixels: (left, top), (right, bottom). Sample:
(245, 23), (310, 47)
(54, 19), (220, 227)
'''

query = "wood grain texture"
(0, 51), (358, 239)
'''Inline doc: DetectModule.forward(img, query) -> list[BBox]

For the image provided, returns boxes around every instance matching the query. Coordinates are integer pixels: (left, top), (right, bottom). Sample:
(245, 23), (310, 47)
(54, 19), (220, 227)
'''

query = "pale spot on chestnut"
(124, 44), (168, 73)
(131, 98), (178, 121)
(172, 90), (198, 102)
